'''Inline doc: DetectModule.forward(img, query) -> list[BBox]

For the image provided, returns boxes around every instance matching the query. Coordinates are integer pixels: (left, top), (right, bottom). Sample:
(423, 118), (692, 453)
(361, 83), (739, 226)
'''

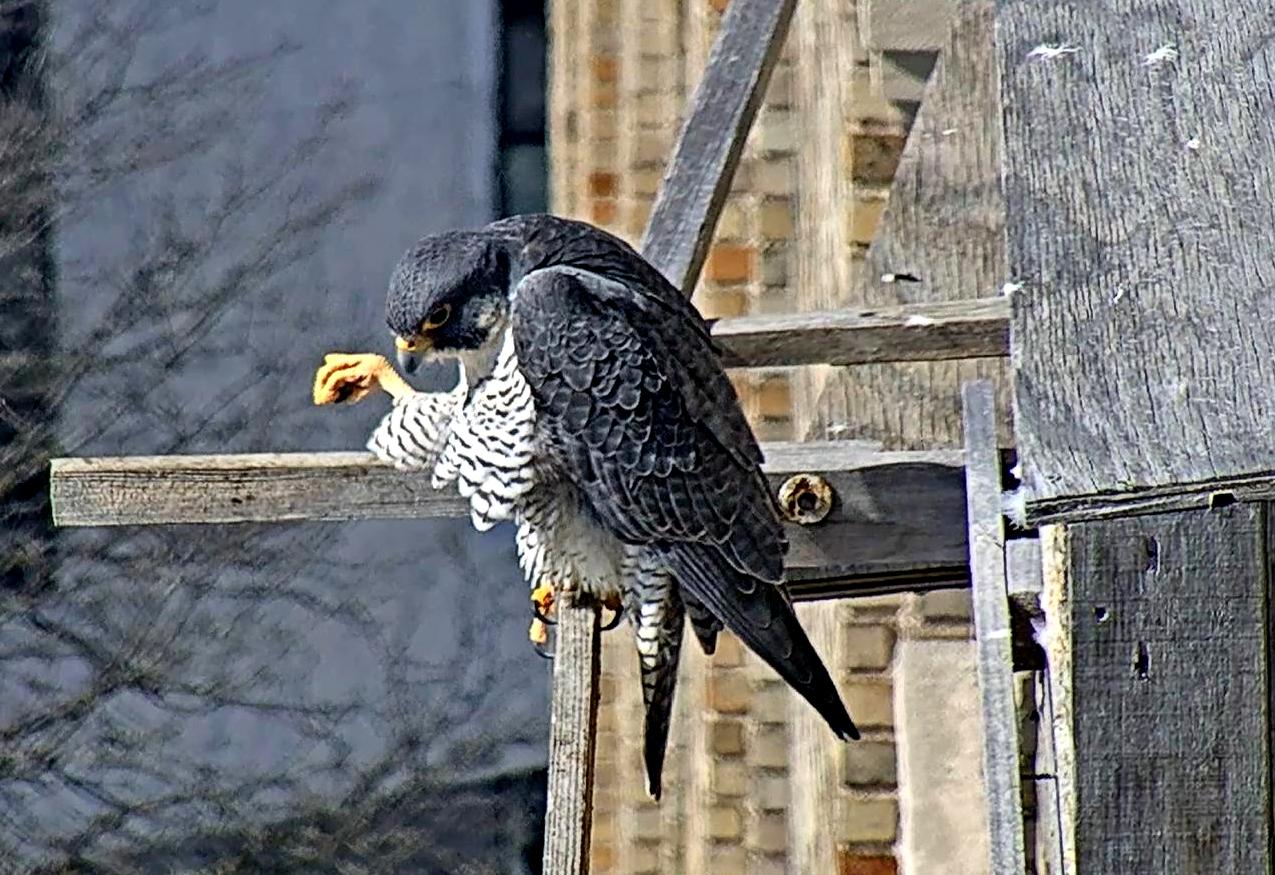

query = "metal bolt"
(777, 474), (834, 525)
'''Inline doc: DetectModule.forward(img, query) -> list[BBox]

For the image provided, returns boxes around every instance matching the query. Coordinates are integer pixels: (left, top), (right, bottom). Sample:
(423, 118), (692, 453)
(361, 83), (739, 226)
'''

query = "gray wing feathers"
(509, 266), (786, 583)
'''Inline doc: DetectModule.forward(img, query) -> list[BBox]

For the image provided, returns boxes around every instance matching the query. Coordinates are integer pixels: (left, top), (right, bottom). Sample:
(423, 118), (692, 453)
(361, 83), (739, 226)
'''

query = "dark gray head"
(385, 230), (514, 373)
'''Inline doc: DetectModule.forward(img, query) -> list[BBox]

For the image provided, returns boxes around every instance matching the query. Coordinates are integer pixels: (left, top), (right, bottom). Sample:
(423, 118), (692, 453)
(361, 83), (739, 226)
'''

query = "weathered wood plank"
(543, 603), (602, 875)
(962, 380), (1026, 875)
(639, 0), (796, 292)
(1067, 507), (1272, 872)
(802, 0), (1010, 449)
(1005, 538), (1045, 671)
(1000, 0), (1275, 508)
(1039, 525), (1076, 875)
(1025, 469), (1275, 526)
(860, 0), (957, 53)
(48, 445), (972, 594)
(713, 297), (1008, 368)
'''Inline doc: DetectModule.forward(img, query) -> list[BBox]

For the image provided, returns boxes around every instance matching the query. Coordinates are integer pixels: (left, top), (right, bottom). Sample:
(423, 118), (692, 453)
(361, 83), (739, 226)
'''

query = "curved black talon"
(533, 604), (557, 627)
(534, 638), (555, 660)
(599, 606), (625, 632)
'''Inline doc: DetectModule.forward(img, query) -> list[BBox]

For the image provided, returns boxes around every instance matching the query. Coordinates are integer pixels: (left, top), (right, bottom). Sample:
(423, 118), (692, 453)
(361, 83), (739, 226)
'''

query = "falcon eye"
(422, 303), (451, 330)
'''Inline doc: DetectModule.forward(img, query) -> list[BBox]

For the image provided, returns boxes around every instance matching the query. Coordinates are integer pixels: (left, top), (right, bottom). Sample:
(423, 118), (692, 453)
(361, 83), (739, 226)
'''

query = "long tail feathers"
(628, 563), (686, 800)
(665, 543), (859, 742)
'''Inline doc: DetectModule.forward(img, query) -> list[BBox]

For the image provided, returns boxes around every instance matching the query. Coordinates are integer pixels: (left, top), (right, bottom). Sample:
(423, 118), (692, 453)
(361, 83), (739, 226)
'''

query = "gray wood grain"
(1067, 507), (1271, 872)
(639, 0), (796, 292)
(49, 446), (973, 597)
(999, 0), (1275, 507)
(1026, 469), (1275, 526)
(962, 380), (1026, 874)
(542, 602), (601, 875)
(712, 296), (1008, 368)
(805, 0), (1010, 450)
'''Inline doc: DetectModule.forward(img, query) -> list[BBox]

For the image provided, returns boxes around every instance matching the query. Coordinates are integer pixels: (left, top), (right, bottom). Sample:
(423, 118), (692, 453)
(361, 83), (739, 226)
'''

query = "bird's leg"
(312, 353), (415, 406)
(529, 582), (556, 644)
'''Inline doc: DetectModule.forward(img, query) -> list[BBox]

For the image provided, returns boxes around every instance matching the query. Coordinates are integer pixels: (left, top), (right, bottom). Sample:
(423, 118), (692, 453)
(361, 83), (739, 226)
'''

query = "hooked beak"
(395, 334), (429, 374)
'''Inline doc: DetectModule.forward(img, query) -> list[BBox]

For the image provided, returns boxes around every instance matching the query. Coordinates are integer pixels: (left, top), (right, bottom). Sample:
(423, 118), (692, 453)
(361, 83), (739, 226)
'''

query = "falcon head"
(385, 230), (513, 373)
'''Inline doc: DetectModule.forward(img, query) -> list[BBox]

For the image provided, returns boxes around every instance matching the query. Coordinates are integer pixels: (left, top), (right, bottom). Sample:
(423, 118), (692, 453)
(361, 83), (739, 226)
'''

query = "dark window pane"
(500, 145), (547, 215)
(501, 17), (546, 137)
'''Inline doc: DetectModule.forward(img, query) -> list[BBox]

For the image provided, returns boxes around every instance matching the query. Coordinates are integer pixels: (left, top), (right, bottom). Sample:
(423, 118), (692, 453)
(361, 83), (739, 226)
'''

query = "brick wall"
(545, 1), (976, 872)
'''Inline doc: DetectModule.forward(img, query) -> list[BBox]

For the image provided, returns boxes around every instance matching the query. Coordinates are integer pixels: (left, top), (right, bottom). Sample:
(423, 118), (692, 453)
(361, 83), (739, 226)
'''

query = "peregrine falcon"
(314, 214), (858, 797)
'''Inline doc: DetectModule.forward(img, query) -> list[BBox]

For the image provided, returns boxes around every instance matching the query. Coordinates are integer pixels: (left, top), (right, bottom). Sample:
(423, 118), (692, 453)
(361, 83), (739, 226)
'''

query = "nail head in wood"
(778, 473), (834, 524)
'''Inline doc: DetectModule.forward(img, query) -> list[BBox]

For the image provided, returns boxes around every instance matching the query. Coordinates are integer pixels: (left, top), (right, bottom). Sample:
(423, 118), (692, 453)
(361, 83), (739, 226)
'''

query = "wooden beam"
(961, 380), (1026, 875)
(1000, 0), (1275, 512)
(1024, 470), (1275, 527)
(48, 444), (971, 595)
(712, 297), (1008, 368)
(1067, 508), (1272, 871)
(639, 0), (796, 292)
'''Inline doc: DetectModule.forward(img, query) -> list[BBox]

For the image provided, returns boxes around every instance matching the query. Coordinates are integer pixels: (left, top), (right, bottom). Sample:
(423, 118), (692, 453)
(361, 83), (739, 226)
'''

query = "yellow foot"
(313, 353), (412, 405)
(529, 582), (556, 644)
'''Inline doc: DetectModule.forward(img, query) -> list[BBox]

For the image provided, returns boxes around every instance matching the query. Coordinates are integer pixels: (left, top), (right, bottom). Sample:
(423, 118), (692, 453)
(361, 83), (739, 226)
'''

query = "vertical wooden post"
(542, 2), (797, 872)
(543, 605), (603, 875)
(962, 379), (1026, 874)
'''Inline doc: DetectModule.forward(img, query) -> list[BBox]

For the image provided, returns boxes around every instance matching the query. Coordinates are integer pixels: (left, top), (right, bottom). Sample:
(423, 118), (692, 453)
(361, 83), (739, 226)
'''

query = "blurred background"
(1, 1), (550, 871)
(2, 0), (1000, 872)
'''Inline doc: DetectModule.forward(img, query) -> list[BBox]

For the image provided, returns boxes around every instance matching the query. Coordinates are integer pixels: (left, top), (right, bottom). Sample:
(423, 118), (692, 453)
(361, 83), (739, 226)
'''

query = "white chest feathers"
(365, 329), (622, 596)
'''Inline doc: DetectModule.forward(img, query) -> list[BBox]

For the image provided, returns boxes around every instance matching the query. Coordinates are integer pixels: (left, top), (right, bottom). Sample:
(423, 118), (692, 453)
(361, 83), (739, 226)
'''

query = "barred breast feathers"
(366, 367), (468, 469)
(432, 329), (538, 531)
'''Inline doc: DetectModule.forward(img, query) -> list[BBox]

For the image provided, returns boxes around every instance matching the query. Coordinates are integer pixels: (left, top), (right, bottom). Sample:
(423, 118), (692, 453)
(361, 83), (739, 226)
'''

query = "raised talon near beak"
(313, 352), (414, 406)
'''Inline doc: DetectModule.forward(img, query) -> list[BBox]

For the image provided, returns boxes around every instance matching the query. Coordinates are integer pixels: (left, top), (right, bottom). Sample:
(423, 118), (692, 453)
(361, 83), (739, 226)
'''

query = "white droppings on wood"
(1000, 280), (1024, 295)
(905, 314), (938, 326)
(1027, 43), (1080, 61)
(1141, 43), (1178, 66)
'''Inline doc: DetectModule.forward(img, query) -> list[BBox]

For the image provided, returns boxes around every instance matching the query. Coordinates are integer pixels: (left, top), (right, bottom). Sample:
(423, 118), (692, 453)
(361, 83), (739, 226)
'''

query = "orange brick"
(838, 851), (898, 875)
(591, 198), (617, 226)
(710, 719), (745, 755)
(588, 171), (618, 198)
(705, 243), (756, 284)
(591, 54), (618, 83)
